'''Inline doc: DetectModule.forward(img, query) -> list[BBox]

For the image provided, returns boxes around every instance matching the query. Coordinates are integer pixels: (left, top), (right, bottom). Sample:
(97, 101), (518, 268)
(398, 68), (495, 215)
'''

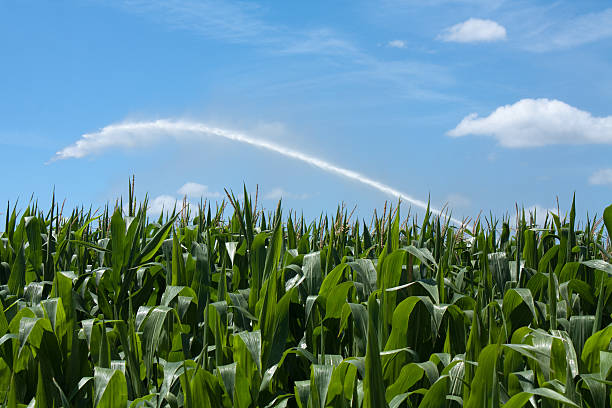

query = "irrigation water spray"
(55, 119), (462, 225)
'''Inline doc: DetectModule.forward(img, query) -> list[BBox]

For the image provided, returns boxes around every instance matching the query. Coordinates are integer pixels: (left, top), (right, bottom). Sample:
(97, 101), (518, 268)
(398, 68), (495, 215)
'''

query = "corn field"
(1, 184), (611, 407)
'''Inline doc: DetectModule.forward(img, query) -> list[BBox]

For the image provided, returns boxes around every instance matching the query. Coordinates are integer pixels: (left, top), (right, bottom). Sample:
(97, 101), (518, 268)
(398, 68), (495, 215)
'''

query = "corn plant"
(0, 183), (611, 407)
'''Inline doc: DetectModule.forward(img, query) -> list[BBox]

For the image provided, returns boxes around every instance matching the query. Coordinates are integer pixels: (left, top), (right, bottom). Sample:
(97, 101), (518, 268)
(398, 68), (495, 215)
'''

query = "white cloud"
(589, 168), (612, 185)
(447, 98), (612, 148)
(148, 195), (179, 215)
(439, 18), (506, 43)
(444, 193), (471, 208)
(263, 188), (310, 201)
(177, 182), (220, 198)
(387, 40), (406, 48)
(148, 182), (221, 216)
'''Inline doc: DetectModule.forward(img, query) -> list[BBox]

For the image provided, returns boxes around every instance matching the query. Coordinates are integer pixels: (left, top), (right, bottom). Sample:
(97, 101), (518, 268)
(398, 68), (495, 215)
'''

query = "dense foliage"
(1, 185), (611, 407)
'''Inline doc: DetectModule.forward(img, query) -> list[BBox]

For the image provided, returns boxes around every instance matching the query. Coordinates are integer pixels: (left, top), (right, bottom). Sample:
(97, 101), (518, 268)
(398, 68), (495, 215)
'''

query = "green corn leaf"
(136, 213), (178, 265)
(502, 387), (579, 408)
(187, 367), (231, 408)
(262, 207), (283, 284)
(35, 362), (49, 408)
(466, 344), (499, 408)
(140, 306), (177, 379)
(98, 321), (110, 369)
(93, 367), (127, 408)
(502, 288), (537, 333)
(582, 325), (612, 373)
(110, 208), (126, 289)
(603, 204), (612, 243)
(419, 375), (449, 408)
(363, 294), (387, 408)
(309, 364), (334, 408)
(8, 244), (25, 296)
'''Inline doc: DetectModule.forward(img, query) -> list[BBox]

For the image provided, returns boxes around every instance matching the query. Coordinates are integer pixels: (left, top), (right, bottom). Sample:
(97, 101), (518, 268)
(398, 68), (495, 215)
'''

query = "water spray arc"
(55, 119), (462, 225)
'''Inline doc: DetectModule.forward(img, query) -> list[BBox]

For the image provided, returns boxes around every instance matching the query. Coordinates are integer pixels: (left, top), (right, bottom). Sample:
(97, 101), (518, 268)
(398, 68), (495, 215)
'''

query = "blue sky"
(1, 0), (612, 223)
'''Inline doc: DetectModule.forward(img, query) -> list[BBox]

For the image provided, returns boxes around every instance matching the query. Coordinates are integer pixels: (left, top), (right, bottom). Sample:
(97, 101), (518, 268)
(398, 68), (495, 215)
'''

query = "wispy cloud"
(109, 0), (274, 43)
(387, 40), (406, 48)
(589, 168), (612, 185)
(439, 18), (507, 43)
(278, 28), (359, 56)
(379, 0), (505, 12)
(272, 43), (457, 101)
(112, 1), (351, 56)
(525, 7), (612, 51)
(177, 182), (220, 198)
(108, 1), (455, 102)
(448, 98), (612, 147)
